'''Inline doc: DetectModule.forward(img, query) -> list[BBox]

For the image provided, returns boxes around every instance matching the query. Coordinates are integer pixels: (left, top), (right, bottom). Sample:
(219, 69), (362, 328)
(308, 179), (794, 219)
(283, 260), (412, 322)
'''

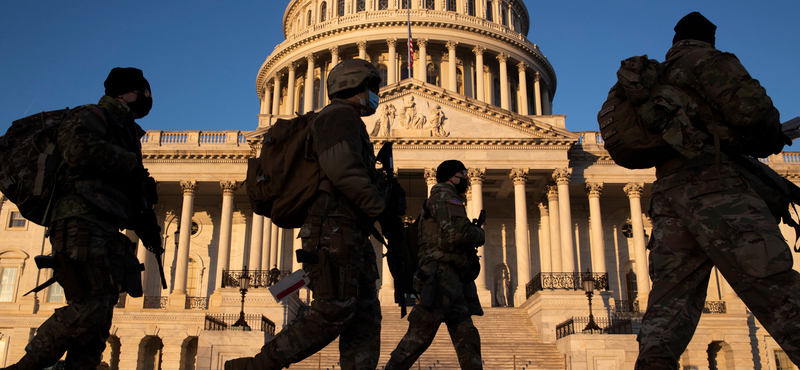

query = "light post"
(582, 268), (601, 332)
(232, 266), (251, 331)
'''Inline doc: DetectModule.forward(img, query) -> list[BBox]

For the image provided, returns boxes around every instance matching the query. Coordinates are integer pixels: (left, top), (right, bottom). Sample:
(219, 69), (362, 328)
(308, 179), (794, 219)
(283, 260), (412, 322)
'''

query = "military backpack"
(0, 106), (105, 226)
(246, 111), (322, 228)
(597, 55), (698, 169)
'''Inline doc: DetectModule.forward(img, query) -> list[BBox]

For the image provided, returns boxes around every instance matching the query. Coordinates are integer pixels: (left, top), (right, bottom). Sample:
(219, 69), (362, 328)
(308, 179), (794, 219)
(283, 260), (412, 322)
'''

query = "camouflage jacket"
(307, 99), (386, 223)
(50, 95), (147, 230)
(418, 183), (485, 269)
(656, 40), (781, 179)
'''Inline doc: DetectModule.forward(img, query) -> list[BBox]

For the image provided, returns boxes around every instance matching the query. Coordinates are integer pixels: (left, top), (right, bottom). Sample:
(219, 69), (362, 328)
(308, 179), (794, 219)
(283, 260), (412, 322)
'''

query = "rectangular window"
(47, 282), (64, 303)
(485, 2), (493, 22)
(0, 267), (18, 302)
(466, 0), (475, 16)
(400, 0), (410, 9)
(775, 350), (795, 370)
(8, 212), (25, 228)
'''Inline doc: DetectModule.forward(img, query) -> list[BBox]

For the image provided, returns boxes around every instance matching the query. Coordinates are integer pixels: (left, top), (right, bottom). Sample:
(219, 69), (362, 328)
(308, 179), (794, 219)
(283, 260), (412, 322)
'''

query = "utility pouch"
(121, 243), (144, 297)
(310, 248), (338, 300)
(419, 261), (441, 309)
(35, 255), (60, 269)
(55, 253), (84, 302)
(296, 249), (320, 264)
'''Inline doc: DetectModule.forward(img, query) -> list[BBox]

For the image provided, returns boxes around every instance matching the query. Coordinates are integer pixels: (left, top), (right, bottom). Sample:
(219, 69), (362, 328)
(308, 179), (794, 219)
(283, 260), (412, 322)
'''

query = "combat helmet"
(327, 59), (382, 99)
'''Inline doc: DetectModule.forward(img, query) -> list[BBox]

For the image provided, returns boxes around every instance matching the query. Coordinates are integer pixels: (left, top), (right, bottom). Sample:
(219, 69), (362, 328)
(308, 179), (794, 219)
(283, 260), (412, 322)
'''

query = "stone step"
(286, 306), (564, 370)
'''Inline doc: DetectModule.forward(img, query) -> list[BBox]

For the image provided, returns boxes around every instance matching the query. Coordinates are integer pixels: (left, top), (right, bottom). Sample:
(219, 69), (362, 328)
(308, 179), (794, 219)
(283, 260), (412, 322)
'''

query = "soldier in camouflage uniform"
(226, 59), (390, 370)
(635, 13), (800, 369)
(1, 68), (158, 370)
(385, 160), (485, 370)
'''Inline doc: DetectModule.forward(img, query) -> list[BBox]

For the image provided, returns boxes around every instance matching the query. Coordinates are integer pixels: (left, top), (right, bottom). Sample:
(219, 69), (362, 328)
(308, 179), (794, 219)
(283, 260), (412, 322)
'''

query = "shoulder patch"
(449, 199), (463, 206)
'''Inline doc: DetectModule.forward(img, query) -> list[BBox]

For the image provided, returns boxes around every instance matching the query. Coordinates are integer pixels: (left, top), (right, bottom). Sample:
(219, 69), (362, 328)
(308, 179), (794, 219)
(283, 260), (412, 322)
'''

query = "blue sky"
(1, 1), (798, 136)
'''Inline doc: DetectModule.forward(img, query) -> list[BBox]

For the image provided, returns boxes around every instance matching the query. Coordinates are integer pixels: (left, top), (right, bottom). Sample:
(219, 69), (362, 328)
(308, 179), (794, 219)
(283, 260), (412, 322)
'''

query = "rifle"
(132, 169), (167, 289)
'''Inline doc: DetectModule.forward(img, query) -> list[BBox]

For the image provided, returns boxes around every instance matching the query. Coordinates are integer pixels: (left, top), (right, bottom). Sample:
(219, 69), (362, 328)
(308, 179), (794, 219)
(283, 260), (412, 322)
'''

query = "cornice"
(257, 17), (555, 99)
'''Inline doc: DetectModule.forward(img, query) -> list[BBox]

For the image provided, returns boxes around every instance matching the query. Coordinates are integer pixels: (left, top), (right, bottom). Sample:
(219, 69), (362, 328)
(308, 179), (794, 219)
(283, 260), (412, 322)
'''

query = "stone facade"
(1, 1), (800, 369)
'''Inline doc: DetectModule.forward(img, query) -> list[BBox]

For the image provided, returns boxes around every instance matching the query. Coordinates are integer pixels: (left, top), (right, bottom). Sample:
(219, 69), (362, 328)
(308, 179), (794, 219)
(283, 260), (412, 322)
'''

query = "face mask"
(127, 92), (153, 118)
(359, 90), (380, 116)
(454, 177), (470, 194)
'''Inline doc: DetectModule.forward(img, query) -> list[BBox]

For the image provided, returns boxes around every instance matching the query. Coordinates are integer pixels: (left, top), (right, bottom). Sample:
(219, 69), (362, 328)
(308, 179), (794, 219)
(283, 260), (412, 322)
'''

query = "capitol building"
(2, 1), (799, 369)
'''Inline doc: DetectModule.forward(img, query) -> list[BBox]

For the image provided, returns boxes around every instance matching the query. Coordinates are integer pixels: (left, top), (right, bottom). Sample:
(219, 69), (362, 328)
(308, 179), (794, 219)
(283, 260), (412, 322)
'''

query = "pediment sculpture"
(369, 96), (449, 138)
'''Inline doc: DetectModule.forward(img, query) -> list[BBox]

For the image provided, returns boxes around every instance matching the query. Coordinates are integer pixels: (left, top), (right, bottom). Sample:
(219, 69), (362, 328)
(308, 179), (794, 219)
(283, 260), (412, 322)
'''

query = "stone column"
(357, 40), (367, 60)
(417, 39), (428, 81)
(262, 83), (272, 115)
(546, 186), (563, 271)
(497, 53), (509, 110)
(262, 218), (273, 269)
(328, 46), (340, 105)
(249, 214), (264, 272)
(292, 228), (302, 272)
(542, 87), (551, 115)
(215, 181), (238, 292)
(624, 182), (650, 306)
(319, 61), (328, 108)
(172, 180), (197, 297)
(277, 227), (286, 270)
(387, 38), (397, 84)
(553, 168), (575, 273)
(286, 62), (296, 115)
(272, 73), (283, 116)
(446, 40), (458, 92)
(424, 168), (437, 196)
(537, 200), (552, 273)
(517, 62), (529, 115)
(304, 53), (316, 114)
(510, 168), (530, 305)
(533, 72), (542, 115)
(586, 182), (607, 274)
(468, 168), (488, 292)
(473, 46), (485, 102)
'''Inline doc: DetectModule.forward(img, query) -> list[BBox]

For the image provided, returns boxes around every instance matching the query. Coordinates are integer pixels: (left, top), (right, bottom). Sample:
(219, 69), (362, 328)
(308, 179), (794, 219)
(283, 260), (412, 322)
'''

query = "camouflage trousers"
(636, 173), (800, 369)
(16, 218), (124, 370)
(385, 262), (482, 370)
(227, 216), (381, 370)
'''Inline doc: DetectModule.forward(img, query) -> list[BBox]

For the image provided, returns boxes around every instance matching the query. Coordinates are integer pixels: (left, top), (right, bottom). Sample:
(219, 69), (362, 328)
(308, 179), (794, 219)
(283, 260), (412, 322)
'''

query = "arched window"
(425, 0), (435, 10)
(456, 68), (464, 94)
(466, 0), (475, 16)
(625, 270), (638, 307)
(485, 1), (493, 22)
(400, 0), (410, 9)
(320, 2), (327, 22)
(337, 0), (345, 16)
(378, 0), (388, 10)
(307, 10), (313, 27)
(313, 78), (321, 110)
(356, 0), (365, 12)
(492, 77), (500, 106)
(427, 63), (440, 86)
(378, 64), (388, 87)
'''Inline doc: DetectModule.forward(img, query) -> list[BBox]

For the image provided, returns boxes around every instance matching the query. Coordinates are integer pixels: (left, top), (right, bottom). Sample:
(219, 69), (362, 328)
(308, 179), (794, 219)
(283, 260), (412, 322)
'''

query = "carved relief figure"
(400, 95), (426, 129)
(425, 102), (449, 137)
(370, 104), (395, 136)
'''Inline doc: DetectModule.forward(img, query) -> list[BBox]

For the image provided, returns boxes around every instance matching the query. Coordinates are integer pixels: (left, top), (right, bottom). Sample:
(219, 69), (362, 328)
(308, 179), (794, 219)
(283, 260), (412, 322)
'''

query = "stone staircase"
(288, 306), (565, 370)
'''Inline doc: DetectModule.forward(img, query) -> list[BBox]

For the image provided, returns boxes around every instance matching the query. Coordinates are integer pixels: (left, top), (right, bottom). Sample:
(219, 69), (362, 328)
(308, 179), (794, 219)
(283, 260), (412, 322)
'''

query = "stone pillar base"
(168, 292), (187, 310)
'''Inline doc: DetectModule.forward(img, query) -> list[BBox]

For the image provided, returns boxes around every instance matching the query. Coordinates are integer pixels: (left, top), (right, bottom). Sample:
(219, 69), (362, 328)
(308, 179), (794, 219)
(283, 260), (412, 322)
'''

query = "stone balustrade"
(140, 130), (247, 147)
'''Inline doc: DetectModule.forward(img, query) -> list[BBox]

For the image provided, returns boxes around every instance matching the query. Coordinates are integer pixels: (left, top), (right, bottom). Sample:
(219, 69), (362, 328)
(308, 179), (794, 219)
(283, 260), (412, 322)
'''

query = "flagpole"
(407, 4), (412, 79)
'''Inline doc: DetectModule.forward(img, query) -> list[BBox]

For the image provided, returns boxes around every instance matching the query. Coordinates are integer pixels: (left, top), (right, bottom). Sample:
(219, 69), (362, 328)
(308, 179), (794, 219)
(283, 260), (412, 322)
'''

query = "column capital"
(180, 180), (198, 194)
(275, 71), (285, 80)
(306, 53), (317, 63)
(467, 168), (485, 184)
(496, 52), (508, 63)
(533, 70), (541, 82)
(220, 180), (239, 195)
(446, 40), (459, 51)
(552, 167), (572, 185)
(517, 61), (528, 73)
(356, 40), (368, 51)
(386, 37), (398, 48)
(547, 184), (559, 199)
(287, 61), (297, 72)
(624, 182), (644, 198)
(472, 45), (485, 55)
(417, 38), (429, 48)
(585, 182), (603, 198)
(266, 81), (274, 90)
(328, 45), (340, 55)
(538, 201), (549, 215)
(509, 168), (528, 185)
(424, 168), (438, 185)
